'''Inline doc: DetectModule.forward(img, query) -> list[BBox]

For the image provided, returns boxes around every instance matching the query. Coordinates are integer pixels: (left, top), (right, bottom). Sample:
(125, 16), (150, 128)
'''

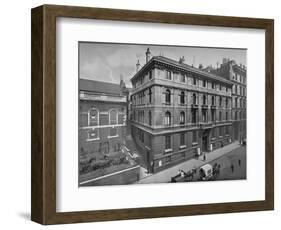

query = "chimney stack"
(179, 56), (185, 64)
(136, 59), (140, 72)
(146, 48), (151, 63)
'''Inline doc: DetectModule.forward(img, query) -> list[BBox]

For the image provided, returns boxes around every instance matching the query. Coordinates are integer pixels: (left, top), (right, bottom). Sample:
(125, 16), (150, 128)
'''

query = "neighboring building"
(211, 58), (247, 142)
(79, 79), (127, 161)
(130, 48), (234, 173)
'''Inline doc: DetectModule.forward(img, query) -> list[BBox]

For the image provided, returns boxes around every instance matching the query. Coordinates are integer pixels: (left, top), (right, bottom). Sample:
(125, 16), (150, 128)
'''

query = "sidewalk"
(137, 141), (241, 184)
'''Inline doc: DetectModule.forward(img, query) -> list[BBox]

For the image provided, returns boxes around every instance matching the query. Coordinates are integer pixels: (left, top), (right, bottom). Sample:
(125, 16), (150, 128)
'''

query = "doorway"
(202, 135), (208, 152)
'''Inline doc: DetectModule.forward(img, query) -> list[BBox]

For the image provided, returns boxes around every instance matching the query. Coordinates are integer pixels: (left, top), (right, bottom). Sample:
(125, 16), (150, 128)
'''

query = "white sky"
(79, 42), (246, 88)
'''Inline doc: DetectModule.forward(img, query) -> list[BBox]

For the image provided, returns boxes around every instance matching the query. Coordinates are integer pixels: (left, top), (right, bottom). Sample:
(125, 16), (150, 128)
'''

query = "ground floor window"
(165, 135), (171, 150)
(88, 128), (99, 140)
(109, 127), (118, 137)
(166, 155), (171, 164)
(180, 133), (185, 146)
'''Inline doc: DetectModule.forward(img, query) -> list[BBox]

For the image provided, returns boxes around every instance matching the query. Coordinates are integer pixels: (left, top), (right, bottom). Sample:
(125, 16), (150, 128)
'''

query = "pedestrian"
(203, 154), (206, 161)
(231, 163), (234, 173)
(238, 159), (241, 167)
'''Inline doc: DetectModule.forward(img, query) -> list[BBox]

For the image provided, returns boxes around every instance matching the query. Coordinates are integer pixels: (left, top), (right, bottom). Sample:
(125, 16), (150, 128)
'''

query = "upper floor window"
(203, 80), (207, 87)
(219, 111), (222, 121)
(192, 93), (197, 105)
(180, 111), (185, 124)
(109, 109), (118, 125)
(180, 91), (185, 104)
(164, 111), (171, 126)
(89, 108), (99, 126)
(211, 96), (215, 106)
(212, 82), (215, 89)
(165, 89), (171, 104)
(203, 95), (207, 105)
(148, 110), (152, 126)
(166, 70), (172, 80)
(219, 96), (222, 107)
(219, 84), (222, 91)
(193, 77), (196, 85)
(211, 110), (215, 122)
(192, 110), (197, 123)
(149, 70), (152, 80)
(226, 112), (228, 120)
(148, 88), (152, 103)
(192, 131), (197, 143)
(180, 74), (185, 83)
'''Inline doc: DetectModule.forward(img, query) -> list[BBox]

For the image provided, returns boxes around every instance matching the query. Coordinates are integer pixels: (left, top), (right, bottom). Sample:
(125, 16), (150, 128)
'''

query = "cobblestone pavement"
(137, 141), (245, 184)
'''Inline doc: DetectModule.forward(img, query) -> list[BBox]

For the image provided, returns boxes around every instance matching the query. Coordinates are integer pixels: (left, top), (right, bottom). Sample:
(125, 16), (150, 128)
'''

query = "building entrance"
(202, 135), (208, 152)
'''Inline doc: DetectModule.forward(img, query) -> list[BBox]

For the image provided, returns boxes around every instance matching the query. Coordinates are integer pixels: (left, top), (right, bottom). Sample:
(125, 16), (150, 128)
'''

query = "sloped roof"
(79, 79), (123, 95)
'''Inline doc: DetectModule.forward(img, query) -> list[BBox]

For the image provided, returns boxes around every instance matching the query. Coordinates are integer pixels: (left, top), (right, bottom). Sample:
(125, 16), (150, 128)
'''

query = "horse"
(185, 168), (197, 181)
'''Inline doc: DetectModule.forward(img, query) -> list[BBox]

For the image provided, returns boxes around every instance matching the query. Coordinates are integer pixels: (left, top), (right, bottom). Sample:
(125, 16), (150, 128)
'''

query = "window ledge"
(180, 145), (186, 149)
(86, 137), (100, 142)
(192, 142), (198, 146)
(108, 135), (119, 139)
(164, 148), (173, 153)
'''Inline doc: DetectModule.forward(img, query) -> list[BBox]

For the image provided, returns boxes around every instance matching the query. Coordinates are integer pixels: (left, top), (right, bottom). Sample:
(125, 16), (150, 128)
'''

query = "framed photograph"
(31, 4), (274, 225)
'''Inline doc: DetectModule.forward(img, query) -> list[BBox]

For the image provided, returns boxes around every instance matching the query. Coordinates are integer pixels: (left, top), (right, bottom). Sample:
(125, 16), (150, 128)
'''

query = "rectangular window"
(193, 77), (196, 85)
(180, 74), (185, 83)
(211, 110), (215, 122)
(109, 127), (118, 137)
(165, 135), (171, 150)
(192, 110), (197, 123)
(89, 109), (99, 126)
(149, 70), (152, 79)
(192, 131), (197, 143)
(166, 70), (172, 80)
(180, 133), (185, 146)
(88, 128), (99, 140)
(203, 80), (206, 87)
(219, 127), (223, 137)
(212, 82), (215, 89)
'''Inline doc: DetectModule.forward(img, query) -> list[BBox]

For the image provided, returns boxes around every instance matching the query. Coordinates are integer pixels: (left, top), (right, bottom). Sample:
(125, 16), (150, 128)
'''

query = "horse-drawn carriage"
(170, 168), (197, 183)
(198, 163), (221, 181)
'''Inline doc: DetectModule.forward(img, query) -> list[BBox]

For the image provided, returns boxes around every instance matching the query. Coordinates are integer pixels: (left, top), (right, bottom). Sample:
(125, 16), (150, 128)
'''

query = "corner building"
(130, 49), (234, 173)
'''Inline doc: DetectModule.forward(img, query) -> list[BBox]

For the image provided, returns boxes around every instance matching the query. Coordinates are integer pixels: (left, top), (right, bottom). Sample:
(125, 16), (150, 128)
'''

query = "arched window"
(165, 89), (171, 104)
(148, 110), (152, 126)
(203, 95), (207, 105)
(89, 108), (99, 126)
(211, 96), (215, 106)
(180, 111), (185, 124)
(109, 109), (118, 125)
(193, 93), (197, 105)
(164, 111), (171, 126)
(180, 91), (185, 104)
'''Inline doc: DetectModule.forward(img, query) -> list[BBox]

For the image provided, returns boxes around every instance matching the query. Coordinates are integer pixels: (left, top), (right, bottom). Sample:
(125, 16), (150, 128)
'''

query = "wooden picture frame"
(31, 4), (274, 225)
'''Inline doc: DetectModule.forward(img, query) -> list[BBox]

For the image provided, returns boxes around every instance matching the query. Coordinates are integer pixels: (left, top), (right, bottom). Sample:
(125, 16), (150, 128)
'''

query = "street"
(137, 142), (246, 184)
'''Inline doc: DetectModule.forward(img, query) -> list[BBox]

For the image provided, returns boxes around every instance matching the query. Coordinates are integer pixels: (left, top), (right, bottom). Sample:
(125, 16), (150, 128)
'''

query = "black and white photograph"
(78, 42), (247, 186)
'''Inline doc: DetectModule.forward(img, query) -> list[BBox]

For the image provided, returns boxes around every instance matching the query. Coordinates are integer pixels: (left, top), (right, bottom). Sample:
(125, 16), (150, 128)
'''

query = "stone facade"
(130, 51), (235, 173)
(211, 59), (247, 143)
